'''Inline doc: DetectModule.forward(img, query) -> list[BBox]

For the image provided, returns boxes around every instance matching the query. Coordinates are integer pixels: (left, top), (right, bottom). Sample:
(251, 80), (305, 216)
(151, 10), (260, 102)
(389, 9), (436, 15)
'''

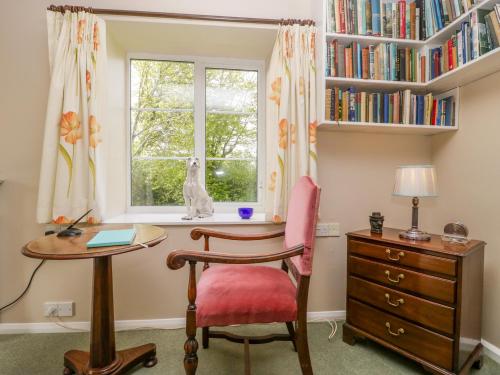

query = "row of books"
(423, 0), (479, 38)
(326, 40), (425, 82)
(327, 0), (481, 40)
(427, 7), (500, 80)
(327, 0), (423, 39)
(325, 87), (455, 125)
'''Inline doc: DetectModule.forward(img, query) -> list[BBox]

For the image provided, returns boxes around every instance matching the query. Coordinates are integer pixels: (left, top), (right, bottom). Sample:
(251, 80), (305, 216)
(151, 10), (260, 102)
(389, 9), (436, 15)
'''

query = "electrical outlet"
(44, 301), (74, 317)
(316, 222), (340, 237)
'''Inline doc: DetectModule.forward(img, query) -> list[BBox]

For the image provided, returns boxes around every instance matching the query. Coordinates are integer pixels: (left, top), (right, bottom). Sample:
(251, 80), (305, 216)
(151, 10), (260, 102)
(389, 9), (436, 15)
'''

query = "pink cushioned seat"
(196, 264), (297, 328)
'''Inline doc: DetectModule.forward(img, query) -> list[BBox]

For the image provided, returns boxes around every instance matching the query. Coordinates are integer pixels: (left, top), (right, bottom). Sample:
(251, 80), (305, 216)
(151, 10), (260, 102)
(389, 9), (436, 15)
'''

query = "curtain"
(37, 10), (106, 224)
(266, 24), (318, 224)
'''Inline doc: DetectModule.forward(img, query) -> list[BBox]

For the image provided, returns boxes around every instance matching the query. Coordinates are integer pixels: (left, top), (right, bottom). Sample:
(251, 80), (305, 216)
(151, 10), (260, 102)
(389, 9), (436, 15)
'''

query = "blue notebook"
(87, 229), (136, 248)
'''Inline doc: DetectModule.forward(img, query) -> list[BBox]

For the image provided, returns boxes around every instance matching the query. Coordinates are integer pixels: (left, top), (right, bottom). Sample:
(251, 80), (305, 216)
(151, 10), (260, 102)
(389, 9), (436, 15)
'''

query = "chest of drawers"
(344, 228), (485, 375)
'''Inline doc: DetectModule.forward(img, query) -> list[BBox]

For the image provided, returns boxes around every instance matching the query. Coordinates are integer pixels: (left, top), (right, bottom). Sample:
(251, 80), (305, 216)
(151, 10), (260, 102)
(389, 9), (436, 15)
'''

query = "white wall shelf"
(325, 77), (427, 91)
(325, 32), (424, 48)
(319, 121), (459, 135)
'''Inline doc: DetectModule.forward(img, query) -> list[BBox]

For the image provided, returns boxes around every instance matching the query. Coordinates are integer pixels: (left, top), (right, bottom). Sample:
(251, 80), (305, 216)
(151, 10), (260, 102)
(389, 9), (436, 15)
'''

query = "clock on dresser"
(344, 228), (485, 375)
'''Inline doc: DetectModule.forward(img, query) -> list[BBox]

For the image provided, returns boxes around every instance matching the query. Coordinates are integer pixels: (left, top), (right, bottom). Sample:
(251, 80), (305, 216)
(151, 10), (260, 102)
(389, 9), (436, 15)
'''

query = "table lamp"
(393, 165), (437, 241)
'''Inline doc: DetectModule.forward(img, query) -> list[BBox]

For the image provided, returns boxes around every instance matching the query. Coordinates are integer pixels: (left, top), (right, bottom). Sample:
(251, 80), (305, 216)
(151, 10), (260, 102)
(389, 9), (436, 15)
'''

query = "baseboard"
(0, 317), (186, 334)
(307, 310), (346, 321)
(482, 339), (500, 364)
(0, 311), (346, 335)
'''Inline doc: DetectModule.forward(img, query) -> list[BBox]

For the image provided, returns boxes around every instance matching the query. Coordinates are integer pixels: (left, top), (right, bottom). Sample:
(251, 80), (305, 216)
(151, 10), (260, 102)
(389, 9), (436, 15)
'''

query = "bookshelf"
(317, 0), (500, 134)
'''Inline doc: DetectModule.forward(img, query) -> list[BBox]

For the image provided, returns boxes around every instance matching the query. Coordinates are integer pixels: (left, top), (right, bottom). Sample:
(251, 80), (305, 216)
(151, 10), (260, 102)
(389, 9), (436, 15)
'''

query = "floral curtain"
(37, 10), (106, 224)
(266, 24), (318, 223)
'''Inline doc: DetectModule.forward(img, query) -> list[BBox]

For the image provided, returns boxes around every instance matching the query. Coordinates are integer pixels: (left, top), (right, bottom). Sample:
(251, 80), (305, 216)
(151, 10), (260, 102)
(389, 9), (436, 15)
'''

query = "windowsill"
(104, 213), (273, 226)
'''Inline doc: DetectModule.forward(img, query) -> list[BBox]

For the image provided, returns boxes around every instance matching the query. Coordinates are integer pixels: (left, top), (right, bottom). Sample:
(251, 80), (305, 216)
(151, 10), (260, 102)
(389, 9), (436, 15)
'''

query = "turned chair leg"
(184, 262), (199, 375)
(296, 319), (313, 375)
(202, 327), (209, 349)
(286, 321), (297, 352)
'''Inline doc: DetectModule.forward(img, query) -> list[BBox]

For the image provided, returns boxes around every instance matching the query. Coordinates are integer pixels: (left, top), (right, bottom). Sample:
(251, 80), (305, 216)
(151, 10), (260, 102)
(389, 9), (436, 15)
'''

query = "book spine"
(340, 0), (346, 33)
(410, 1), (416, 39)
(381, 0), (386, 36)
(406, 1), (411, 39)
(400, 0), (406, 39)
(372, 0), (381, 35)
(367, 0), (373, 34)
(392, 2), (398, 38)
(369, 45), (375, 79)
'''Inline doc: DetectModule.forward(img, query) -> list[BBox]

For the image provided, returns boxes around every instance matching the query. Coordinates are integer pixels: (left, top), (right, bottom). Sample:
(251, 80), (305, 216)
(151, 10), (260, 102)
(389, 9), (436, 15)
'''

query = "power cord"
(309, 318), (338, 340)
(0, 260), (45, 313)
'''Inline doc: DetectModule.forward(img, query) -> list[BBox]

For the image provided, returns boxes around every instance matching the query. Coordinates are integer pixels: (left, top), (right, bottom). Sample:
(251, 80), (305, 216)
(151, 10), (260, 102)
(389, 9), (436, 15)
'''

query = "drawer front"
(348, 298), (454, 371)
(349, 239), (457, 276)
(349, 256), (456, 303)
(348, 276), (455, 334)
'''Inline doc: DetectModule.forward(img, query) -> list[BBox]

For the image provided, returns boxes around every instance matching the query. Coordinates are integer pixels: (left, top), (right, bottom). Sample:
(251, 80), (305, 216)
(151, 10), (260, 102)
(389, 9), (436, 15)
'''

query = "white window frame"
(126, 53), (266, 214)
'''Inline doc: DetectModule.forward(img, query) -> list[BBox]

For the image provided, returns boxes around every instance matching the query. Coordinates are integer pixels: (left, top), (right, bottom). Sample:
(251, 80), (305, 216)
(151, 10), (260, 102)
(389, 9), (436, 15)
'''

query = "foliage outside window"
(130, 58), (261, 208)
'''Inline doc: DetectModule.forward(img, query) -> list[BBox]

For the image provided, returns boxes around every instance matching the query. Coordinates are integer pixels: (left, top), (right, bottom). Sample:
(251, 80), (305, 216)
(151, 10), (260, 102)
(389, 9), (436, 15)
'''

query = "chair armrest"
(190, 227), (285, 241)
(167, 244), (304, 270)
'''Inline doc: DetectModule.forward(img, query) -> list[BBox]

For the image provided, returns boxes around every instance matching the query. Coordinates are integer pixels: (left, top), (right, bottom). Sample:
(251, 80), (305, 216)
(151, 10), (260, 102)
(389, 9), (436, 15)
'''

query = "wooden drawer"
(349, 239), (457, 276)
(349, 256), (456, 303)
(348, 298), (454, 371)
(348, 276), (455, 335)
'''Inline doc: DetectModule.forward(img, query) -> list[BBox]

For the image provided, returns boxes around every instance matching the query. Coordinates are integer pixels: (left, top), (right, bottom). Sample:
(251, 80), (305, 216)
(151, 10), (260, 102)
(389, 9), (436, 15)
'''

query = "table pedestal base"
(63, 343), (157, 375)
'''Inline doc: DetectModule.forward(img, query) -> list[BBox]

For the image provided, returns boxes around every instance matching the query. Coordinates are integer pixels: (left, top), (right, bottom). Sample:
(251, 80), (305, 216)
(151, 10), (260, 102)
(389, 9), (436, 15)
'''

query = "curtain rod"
(47, 5), (316, 26)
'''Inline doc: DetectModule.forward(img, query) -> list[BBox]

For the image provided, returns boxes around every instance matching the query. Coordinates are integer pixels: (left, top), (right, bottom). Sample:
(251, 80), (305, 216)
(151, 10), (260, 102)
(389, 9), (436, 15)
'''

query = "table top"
(346, 228), (485, 257)
(22, 224), (167, 260)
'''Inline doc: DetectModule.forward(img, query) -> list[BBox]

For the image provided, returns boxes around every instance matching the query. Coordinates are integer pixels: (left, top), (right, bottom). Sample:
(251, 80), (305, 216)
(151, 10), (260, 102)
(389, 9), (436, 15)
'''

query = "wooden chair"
(167, 176), (321, 375)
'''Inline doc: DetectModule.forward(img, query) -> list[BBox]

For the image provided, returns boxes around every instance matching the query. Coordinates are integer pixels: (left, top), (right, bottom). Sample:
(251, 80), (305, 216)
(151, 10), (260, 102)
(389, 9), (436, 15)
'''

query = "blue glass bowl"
(238, 207), (254, 219)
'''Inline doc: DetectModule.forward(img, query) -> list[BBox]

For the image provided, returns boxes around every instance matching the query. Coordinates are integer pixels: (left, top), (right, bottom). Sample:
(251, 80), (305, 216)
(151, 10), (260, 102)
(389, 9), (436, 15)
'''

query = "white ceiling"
(107, 18), (277, 60)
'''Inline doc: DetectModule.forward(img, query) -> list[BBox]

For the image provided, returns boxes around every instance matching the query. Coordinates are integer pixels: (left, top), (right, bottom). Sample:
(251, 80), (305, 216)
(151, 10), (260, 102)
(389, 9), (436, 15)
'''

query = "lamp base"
(399, 228), (431, 241)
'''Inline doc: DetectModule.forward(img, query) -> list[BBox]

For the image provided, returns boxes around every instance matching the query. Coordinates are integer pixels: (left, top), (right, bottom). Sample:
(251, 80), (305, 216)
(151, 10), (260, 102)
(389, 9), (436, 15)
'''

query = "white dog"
(182, 157), (214, 220)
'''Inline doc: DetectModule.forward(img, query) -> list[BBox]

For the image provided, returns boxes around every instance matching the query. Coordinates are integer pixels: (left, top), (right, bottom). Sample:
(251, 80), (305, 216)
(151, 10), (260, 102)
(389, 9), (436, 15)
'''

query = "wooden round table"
(22, 224), (167, 375)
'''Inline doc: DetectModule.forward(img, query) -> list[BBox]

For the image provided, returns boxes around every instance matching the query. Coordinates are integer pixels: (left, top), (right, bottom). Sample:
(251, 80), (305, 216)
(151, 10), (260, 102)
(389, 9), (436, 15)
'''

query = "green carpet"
(0, 322), (498, 374)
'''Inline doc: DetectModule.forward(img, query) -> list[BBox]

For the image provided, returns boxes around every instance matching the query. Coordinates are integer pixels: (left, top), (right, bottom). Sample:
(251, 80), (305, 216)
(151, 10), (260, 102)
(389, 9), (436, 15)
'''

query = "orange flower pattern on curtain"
(266, 24), (318, 224)
(37, 10), (106, 224)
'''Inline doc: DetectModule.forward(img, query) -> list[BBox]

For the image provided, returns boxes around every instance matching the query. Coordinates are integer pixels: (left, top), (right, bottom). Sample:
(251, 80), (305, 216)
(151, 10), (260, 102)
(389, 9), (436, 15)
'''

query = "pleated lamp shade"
(393, 165), (438, 197)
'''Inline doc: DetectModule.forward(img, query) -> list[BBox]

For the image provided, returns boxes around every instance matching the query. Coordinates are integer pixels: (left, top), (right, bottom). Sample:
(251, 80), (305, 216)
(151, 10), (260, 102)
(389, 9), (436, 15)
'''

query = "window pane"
(206, 113), (257, 158)
(131, 60), (194, 110)
(131, 159), (186, 206)
(131, 110), (194, 158)
(205, 68), (258, 203)
(130, 59), (195, 206)
(206, 160), (257, 202)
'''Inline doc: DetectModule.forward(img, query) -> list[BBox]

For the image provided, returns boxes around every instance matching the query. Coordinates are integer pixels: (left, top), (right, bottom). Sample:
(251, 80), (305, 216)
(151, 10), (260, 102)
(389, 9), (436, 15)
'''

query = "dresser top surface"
(347, 228), (485, 257)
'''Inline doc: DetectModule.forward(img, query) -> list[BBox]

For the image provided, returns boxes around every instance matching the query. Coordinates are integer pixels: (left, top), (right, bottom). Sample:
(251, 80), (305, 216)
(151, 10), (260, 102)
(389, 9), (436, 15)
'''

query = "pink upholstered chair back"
(284, 176), (321, 276)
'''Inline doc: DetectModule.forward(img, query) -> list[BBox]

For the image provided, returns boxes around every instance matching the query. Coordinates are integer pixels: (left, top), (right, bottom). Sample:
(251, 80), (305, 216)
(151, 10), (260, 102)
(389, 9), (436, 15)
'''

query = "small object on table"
(22, 224), (167, 375)
(442, 222), (469, 244)
(57, 209), (93, 238)
(369, 212), (384, 233)
(238, 207), (254, 219)
(87, 229), (137, 248)
(393, 165), (437, 241)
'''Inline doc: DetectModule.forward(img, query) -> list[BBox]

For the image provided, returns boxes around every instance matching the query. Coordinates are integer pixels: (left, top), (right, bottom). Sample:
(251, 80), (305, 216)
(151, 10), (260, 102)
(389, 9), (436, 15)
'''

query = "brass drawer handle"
(385, 322), (405, 336)
(386, 249), (405, 261)
(385, 270), (405, 283)
(385, 293), (405, 307)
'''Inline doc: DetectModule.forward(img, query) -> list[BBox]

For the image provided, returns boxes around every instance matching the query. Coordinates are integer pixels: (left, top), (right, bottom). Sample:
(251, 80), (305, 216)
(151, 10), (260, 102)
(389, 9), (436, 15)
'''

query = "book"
(87, 229), (137, 248)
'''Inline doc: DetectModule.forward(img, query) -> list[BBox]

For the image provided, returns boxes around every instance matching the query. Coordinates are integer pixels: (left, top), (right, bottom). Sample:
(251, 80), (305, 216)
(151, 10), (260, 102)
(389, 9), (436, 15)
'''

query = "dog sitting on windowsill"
(182, 157), (214, 220)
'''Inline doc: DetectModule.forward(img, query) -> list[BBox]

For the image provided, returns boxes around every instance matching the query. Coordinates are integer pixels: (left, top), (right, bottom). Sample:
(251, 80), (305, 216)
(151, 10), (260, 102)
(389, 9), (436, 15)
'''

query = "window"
(128, 57), (264, 211)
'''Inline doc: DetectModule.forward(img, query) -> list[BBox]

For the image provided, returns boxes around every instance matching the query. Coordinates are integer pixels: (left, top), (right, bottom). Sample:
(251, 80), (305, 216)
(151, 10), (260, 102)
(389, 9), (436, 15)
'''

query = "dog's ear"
(186, 157), (191, 167)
